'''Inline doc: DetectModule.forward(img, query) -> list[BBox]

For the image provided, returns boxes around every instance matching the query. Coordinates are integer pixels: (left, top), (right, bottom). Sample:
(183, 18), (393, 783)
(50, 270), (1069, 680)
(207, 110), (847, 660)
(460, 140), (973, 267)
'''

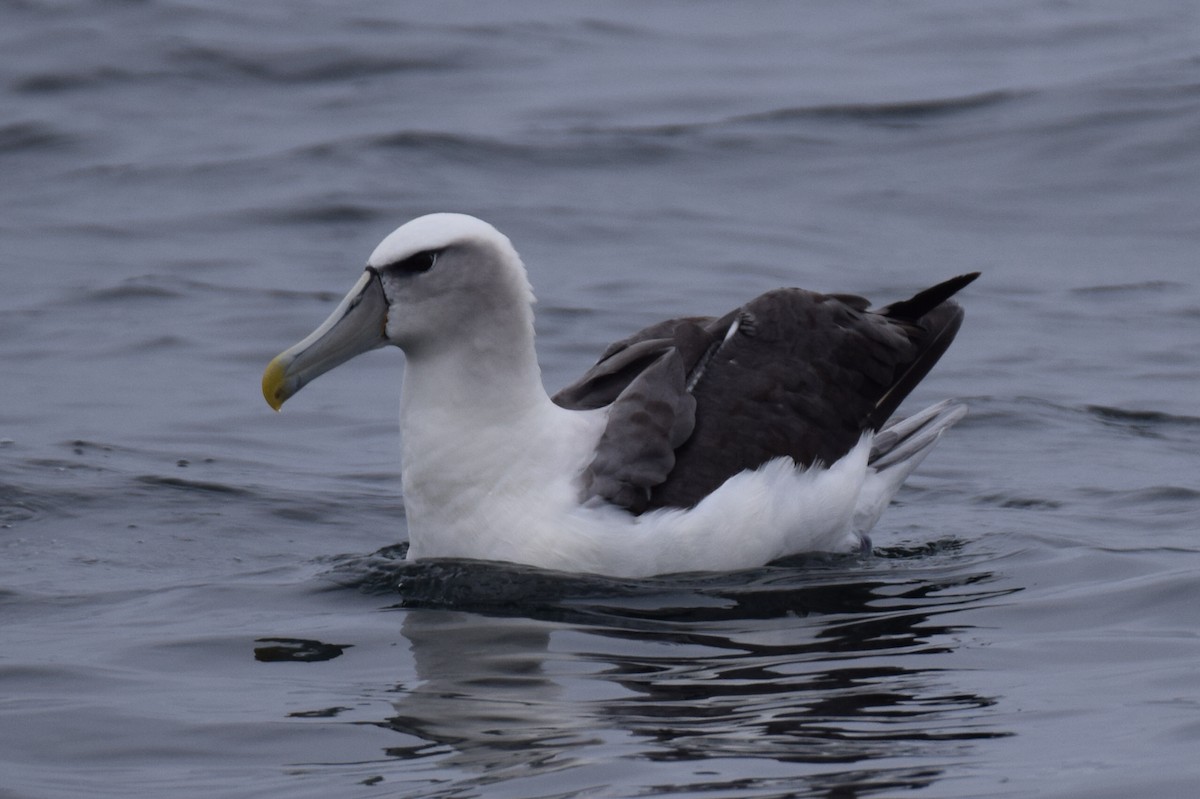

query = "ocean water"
(3, 1), (1200, 797)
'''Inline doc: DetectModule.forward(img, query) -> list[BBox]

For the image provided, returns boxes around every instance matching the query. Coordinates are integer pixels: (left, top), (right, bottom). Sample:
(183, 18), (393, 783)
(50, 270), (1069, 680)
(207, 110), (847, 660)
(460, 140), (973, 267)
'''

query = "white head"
(263, 213), (538, 409)
(368, 213), (535, 356)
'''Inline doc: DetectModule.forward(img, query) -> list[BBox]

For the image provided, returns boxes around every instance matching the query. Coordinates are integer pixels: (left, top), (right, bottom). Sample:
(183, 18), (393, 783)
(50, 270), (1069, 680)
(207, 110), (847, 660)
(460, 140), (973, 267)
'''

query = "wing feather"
(553, 273), (979, 513)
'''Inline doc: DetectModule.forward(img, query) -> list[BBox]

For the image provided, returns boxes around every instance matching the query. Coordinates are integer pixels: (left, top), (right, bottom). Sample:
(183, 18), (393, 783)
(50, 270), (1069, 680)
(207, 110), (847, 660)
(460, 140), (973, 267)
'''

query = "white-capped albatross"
(262, 213), (977, 578)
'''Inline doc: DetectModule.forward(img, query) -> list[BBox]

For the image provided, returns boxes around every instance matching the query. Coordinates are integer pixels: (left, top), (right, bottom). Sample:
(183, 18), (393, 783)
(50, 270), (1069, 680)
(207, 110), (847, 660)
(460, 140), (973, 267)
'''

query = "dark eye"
(387, 248), (443, 275)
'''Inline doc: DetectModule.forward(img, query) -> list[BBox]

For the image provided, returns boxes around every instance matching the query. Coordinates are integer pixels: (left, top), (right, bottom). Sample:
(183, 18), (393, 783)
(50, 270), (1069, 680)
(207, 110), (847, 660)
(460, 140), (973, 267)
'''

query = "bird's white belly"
(400, 401), (611, 568)
(402, 427), (873, 578)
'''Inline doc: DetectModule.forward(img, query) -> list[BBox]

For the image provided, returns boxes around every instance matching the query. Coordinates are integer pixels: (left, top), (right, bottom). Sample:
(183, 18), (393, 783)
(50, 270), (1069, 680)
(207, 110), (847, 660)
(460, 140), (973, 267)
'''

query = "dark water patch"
(661, 768), (946, 798)
(127, 334), (192, 352)
(0, 121), (76, 154)
(25, 456), (107, 475)
(575, 17), (650, 38)
(454, 16), (650, 40)
(249, 202), (383, 227)
(974, 493), (1064, 511)
(302, 128), (680, 171)
(738, 90), (1021, 127)
(36, 221), (145, 240)
(56, 438), (167, 464)
(13, 67), (138, 94)
(261, 285), (344, 304)
(53, 275), (242, 309)
(950, 397), (1067, 430)
(1087, 404), (1200, 430)
(165, 44), (460, 85)
(267, 494), (388, 527)
(1127, 485), (1200, 504)
(573, 90), (1022, 141)
(340, 470), (405, 487)
(972, 398), (1200, 442)
(0, 483), (45, 525)
(288, 706), (354, 719)
(1073, 280), (1188, 295)
(135, 474), (252, 496)
(1079, 484), (1200, 507)
(85, 278), (183, 303)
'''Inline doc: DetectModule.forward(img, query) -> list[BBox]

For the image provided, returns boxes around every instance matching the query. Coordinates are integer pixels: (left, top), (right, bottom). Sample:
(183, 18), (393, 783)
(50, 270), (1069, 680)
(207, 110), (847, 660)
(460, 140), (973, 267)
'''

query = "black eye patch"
(384, 248), (444, 275)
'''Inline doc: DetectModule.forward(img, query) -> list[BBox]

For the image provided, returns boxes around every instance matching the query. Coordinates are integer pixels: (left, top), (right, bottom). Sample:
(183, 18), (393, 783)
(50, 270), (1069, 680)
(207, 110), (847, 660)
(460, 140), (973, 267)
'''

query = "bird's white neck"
(398, 315), (550, 428)
(395, 320), (596, 560)
(399, 363), (553, 495)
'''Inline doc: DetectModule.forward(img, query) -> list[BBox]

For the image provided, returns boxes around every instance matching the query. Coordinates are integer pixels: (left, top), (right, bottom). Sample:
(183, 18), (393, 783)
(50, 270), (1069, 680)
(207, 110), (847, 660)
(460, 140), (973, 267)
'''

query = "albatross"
(263, 213), (977, 578)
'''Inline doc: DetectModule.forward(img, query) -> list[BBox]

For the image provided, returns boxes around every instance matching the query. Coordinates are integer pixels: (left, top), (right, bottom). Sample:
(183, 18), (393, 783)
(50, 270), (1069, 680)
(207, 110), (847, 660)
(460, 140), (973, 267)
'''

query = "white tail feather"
(853, 400), (968, 536)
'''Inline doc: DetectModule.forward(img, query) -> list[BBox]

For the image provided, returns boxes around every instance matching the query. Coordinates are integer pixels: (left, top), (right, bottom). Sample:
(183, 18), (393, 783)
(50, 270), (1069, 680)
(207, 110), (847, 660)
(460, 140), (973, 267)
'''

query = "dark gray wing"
(552, 316), (720, 410)
(555, 319), (717, 513)
(554, 272), (979, 513)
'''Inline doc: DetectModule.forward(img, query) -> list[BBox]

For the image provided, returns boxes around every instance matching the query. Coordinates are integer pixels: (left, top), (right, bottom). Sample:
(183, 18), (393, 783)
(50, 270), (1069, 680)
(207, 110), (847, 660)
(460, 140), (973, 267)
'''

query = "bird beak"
(262, 269), (389, 410)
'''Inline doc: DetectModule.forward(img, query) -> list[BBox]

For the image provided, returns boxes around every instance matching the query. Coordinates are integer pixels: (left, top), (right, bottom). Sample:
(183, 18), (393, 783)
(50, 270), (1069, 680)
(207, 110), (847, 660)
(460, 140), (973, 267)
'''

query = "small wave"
(1124, 485), (1200, 504)
(735, 89), (1021, 126)
(166, 44), (458, 85)
(135, 475), (252, 496)
(249, 202), (383, 227)
(0, 121), (76, 154)
(0, 451), (121, 524)
(0, 483), (43, 525)
(1087, 404), (1200, 429)
(1072, 280), (1188, 295)
(1082, 484), (1200, 506)
(262, 286), (343, 303)
(354, 128), (676, 168)
(85, 279), (183, 303)
(363, 129), (494, 152)
(978, 397), (1200, 436)
(569, 89), (1023, 141)
(52, 275), (230, 308)
(974, 493), (1064, 511)
(12, 67), (137, 95)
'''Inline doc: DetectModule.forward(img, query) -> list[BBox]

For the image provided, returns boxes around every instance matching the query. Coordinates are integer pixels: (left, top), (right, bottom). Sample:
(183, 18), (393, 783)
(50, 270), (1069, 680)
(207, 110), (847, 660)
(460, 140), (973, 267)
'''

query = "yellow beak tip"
(262, 356), (290, 411)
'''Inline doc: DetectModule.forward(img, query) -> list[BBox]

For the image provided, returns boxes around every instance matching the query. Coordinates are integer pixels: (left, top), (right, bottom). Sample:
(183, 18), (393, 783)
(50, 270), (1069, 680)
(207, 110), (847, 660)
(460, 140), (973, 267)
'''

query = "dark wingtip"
(882, 271), (981, 321)
(865, 272), (980, 430)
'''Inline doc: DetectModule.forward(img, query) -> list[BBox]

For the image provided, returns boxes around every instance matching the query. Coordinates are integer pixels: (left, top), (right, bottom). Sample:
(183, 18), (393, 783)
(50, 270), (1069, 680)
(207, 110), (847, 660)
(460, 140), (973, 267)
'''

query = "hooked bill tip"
(261, 355), (289, 411)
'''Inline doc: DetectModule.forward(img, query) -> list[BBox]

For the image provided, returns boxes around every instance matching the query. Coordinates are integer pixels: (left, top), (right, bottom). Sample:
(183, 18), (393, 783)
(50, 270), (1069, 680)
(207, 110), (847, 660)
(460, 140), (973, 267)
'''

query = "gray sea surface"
(3, 2), (1200, 797)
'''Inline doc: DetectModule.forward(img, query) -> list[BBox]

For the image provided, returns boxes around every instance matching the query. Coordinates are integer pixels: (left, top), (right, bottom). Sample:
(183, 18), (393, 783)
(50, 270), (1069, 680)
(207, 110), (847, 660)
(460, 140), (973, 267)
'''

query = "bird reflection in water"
(335, 544), (1018, 795)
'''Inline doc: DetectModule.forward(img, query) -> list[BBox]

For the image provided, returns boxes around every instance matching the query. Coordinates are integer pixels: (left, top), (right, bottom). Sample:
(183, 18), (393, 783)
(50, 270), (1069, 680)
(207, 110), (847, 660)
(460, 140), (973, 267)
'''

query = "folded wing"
(553, 273), (979, 513)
